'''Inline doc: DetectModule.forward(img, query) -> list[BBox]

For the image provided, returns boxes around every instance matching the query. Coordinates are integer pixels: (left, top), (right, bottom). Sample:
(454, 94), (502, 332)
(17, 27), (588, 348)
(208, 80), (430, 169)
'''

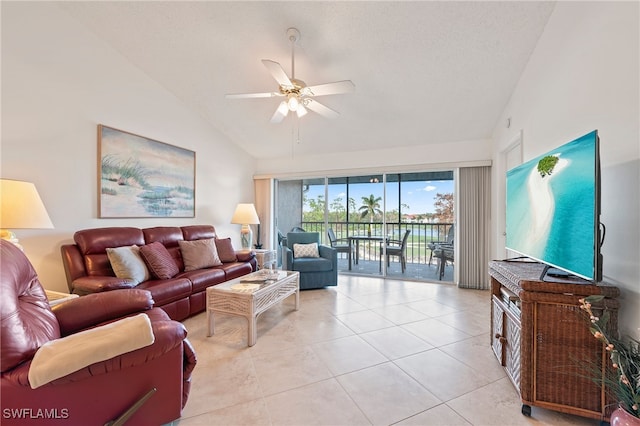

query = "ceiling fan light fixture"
(287, 95), (299, 111)
(296, 104), (308, 118)
(277, 101), (289, 115)
(225, 27), (354, 123)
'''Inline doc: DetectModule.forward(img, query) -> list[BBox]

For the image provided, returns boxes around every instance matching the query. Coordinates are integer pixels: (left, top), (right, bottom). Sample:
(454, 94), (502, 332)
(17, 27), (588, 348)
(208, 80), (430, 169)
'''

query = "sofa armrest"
(235, 250), (256, 262)
(282, 246), (294, 270)
(60, 244), (86, 292)
(71, 275), (137, 295)
(319, 245), (337, 265)
(181, 338), (197, 408)
(52, 289), (154, 336)
(2, 308), (186, 389)
(49, 316), (185, 387)
(57, 317), (186, 384)
(28, 313), (156, 388)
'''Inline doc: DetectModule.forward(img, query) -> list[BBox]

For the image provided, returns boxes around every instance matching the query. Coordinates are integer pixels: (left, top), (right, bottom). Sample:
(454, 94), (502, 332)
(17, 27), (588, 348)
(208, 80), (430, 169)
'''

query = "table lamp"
(231, 203), (259, 250)
(0, 179), (54, 250)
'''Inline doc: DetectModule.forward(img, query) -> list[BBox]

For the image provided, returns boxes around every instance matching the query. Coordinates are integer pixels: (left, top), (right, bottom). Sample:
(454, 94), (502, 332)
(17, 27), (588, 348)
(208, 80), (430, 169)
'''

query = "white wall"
(492, 2), (639, 338)
(1, 3), (256, 292)
(255, 138), (492, 176)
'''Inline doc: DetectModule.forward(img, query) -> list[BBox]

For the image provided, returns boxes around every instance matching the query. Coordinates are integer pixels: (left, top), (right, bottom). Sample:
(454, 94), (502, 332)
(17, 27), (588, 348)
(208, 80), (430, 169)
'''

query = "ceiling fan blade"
(225, 92), (280, 99)
(305, 99), (340, 119)
(303, 80), (355, 97)
(262, 59), (293, 88)
(270, 101), (289, 124)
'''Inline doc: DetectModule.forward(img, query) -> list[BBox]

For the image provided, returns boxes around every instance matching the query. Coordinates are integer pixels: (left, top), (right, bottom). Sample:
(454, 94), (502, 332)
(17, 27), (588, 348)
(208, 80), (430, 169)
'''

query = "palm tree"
(359, 194), (382, 236)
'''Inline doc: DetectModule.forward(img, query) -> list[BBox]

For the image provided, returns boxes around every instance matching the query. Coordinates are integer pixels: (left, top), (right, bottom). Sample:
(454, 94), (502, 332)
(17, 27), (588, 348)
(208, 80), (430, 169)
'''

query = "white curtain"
(458, 166), (491, 289)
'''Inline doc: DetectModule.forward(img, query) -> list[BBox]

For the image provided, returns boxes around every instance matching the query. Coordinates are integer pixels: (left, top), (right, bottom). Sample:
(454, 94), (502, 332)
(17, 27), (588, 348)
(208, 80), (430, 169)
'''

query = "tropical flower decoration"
(579, 295), (640, 418)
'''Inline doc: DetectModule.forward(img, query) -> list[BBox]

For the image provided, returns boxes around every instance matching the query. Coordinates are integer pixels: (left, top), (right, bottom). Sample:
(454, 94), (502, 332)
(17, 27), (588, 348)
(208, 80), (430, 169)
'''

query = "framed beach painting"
(98, 125), (195, 218)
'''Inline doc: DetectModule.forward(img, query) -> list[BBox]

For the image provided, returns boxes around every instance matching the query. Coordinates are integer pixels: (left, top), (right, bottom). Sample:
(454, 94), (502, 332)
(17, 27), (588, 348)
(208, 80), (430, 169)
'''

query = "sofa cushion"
(75, 227), (145, 255)
(75, 228), (145, 277)
(220, 262), (254, 281)
(28, 313), (154, 389)
(178, 268), (226, 293)
(181, 225), (215, 241)
(142, 227), (184, 247)
(215, 238), (237, 263)
(142, 227), (185, 270)
(136, 277), (192, 306)
(140, 242), (179, 279)
(286, 232), (320, 247)
(293, 242), (320, 258)
(106, 245), (150, 284)
(291, 257), (334, 273)
(179, 239), (222, 271)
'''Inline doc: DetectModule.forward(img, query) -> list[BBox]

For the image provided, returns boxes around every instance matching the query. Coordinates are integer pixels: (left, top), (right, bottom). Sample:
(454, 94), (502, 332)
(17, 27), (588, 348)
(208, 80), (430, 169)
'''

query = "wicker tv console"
(489, 260), (620, 422)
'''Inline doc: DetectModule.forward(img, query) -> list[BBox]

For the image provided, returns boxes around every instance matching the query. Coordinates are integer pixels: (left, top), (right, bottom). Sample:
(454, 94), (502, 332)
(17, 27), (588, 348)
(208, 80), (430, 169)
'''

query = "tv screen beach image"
(506, 131), (597, 279)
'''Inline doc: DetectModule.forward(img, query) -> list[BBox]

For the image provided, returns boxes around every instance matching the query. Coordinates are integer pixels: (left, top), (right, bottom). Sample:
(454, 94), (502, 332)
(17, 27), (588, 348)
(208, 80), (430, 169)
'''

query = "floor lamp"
(231, 203), (260, 250)
(0, 179), (54, 250)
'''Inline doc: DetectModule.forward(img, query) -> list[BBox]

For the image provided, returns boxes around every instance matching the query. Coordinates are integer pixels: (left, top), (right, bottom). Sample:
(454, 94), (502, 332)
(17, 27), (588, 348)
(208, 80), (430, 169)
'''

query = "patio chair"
(379, 230), (411, 273)
(327, 228), (354, 263)
(433, 242), (454, 280)
(428, 225), (454, 265)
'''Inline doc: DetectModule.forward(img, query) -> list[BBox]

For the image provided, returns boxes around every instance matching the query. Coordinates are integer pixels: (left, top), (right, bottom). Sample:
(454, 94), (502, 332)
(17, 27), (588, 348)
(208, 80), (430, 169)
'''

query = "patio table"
(348, 235), (386, 270)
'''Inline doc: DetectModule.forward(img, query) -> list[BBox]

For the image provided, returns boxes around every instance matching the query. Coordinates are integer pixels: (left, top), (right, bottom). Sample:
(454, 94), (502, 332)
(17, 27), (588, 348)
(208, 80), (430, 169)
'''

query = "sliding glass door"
(341, 175), (384, 276)
(275, 170), (455, 282)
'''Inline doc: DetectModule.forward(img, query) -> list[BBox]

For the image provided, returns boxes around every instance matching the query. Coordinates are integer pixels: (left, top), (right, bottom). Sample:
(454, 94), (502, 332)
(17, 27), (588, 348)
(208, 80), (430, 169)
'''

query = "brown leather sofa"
(60, 225), (256, 321)
(1, 240), (197, 425)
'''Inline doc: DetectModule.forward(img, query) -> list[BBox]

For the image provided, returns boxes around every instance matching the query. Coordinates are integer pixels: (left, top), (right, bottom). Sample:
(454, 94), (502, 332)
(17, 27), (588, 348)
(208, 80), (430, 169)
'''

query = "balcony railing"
(301, 221), (453, 266)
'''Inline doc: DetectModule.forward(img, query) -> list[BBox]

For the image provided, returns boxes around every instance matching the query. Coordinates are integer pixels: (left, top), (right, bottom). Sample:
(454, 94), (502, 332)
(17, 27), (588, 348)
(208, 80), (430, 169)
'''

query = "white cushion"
(293, 242), (320, 258)
(28, 313), (155, 389)
(106, 245), (150, 284)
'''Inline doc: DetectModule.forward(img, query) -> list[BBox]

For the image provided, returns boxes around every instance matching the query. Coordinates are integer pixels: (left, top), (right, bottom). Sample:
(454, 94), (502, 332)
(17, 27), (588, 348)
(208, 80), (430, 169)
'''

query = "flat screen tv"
(506, 130), (603, 282)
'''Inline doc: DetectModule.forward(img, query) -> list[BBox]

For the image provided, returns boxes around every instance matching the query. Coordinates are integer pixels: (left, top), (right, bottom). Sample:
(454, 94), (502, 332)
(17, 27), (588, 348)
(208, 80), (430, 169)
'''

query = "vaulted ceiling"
(59, 1), (556, 159)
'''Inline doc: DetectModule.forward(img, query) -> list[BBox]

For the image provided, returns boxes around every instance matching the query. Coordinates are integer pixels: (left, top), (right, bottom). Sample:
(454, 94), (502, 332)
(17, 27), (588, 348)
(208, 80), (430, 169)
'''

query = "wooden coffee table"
(206, 270), (300, 346)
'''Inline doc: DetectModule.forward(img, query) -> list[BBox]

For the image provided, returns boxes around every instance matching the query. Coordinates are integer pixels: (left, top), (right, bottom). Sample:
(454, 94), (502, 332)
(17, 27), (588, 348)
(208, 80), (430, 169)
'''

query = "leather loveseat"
(1, 240), (197, 425)
(60, 225), (256, 321)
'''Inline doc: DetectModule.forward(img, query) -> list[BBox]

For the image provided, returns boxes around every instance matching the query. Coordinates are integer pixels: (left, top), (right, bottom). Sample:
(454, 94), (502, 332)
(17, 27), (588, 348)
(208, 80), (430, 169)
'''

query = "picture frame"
(98, 125), (195, 218)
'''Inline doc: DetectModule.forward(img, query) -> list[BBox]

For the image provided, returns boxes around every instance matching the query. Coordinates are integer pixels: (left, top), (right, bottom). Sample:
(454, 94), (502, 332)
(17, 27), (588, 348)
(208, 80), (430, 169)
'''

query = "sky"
(305, 180), (454, 215)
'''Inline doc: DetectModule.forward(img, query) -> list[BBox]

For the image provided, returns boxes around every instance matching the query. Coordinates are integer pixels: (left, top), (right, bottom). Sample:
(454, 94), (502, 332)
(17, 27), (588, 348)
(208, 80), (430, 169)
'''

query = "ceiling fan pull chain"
(290, 125), (296, 158)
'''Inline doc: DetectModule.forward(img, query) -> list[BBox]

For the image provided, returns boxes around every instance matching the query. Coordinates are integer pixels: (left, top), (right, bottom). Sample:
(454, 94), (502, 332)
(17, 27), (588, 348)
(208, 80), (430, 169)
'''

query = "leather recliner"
(0, 240), (197, 425)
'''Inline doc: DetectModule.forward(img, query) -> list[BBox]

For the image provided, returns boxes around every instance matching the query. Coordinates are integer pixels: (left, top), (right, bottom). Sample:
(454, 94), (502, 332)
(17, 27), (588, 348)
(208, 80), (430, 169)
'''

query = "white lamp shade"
(287, 95), (299, 111)
(296, 104), (308, 118)
(230, 203), (260, 225)
(1, 179), (54, 229)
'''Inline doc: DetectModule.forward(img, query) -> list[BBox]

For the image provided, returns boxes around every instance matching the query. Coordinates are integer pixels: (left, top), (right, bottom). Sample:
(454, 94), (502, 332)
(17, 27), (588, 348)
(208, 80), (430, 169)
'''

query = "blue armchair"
(282, 232), (337, 289)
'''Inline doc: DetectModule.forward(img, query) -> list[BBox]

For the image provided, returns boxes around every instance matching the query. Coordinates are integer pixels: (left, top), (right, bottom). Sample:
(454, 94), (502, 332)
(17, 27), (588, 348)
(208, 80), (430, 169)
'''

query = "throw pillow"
(106, 245), (150, 284)
(139, 242), (179, 279)
(215, 237), (238, 263)
(179, 239), (223, 271)
(293, 242), (320, 258)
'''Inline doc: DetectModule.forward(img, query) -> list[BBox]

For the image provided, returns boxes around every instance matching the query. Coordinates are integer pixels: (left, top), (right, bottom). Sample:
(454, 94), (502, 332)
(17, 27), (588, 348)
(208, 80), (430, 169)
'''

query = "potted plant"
(579, 295), (639, 423)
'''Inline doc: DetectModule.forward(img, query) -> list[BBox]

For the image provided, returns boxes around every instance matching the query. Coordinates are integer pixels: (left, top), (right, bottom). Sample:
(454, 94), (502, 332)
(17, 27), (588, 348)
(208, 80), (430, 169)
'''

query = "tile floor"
(174, 275), (601, 426)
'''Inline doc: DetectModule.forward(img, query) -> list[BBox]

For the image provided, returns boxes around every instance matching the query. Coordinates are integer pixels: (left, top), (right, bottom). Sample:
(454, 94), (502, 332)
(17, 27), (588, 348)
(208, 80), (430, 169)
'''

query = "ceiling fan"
(225, 28), (355, 123)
